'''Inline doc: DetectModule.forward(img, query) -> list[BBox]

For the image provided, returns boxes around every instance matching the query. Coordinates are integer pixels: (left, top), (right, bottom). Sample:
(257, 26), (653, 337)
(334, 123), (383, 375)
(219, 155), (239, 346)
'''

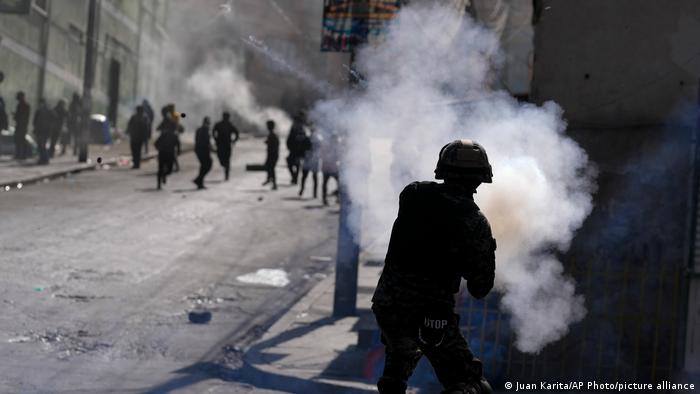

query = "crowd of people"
(282, 111), (340, 205)
(187, 110), (340, 204)
(0, 75), (340, 200)
(0, 87), (86, 164)
(125, 102), (184, 190)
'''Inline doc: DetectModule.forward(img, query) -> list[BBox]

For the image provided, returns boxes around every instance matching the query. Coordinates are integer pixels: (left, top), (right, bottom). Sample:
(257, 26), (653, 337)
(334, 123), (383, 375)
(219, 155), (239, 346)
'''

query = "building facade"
(0, 0), (169, 130)
(530, 0), (700, 379)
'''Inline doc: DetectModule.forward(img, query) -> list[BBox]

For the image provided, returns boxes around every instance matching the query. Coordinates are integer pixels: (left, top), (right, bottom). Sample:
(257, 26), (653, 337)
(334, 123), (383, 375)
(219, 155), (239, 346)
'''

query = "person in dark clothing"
(262, 120), (279, 190)
(154, 107), (180, 189)
(49, 99), (67, 158)
(156, 106), (182, 154)
(193, 117), (213, 190)
(126, 106), (150, 169)
(141, 99), (154, 154)
(320, 133), (340, 205)
(163, 103), (184, 172)
(372, 140), (496, 394)
(299, 127), (321, 198)
(286, 111), (307, 184)
(0, 71), (8, 132)
(212, 111), (240, 181)
(0, 96), (6, 132)
(66, 93), (82, 156)
(154, 130), (179, 190)
(33, 98), (52, 165)
(13, 91), (30, 160)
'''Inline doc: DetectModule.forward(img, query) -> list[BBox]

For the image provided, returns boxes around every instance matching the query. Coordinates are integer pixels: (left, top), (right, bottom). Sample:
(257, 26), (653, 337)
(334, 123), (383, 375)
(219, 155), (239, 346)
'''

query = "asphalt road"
(0, 138), (340, 393)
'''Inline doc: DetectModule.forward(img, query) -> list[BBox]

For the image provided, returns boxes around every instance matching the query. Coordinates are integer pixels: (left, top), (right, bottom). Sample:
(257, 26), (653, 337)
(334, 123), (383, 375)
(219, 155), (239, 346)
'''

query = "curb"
(0, 146), (193, 189)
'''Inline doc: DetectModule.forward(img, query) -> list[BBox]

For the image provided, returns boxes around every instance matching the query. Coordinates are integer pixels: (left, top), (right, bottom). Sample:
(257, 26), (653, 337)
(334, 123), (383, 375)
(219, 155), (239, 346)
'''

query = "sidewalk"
(239, 257), (510, 394)
(0, 138), (192, 189)
(241, 256), (386, 393)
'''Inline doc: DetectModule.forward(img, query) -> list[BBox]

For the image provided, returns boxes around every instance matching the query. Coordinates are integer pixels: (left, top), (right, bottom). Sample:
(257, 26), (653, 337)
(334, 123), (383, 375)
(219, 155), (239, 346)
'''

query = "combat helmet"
(434, 139), (493, 183)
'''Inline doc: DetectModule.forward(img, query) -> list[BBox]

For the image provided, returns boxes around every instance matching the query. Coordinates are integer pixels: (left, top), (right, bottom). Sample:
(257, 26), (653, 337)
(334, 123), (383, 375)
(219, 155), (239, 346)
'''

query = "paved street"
(0, 138), (340, 393)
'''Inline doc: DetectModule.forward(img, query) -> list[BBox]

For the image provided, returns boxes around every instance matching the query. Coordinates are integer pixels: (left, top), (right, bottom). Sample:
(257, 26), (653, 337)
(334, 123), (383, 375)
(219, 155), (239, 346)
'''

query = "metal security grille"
(457, 256), (685, 385)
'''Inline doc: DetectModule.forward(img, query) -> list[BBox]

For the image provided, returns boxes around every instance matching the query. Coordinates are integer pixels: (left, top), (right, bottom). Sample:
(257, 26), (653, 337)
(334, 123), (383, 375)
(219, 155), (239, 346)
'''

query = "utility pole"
(78, 0), (100, 163)
(133, 0), (144, 102)
(333, 49), (362, 317)
(36, 0), (52, 102)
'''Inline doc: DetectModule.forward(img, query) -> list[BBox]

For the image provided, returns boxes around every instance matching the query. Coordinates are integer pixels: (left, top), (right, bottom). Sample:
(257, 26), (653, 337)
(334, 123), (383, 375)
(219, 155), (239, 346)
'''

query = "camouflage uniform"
(372, 181), (496, 394)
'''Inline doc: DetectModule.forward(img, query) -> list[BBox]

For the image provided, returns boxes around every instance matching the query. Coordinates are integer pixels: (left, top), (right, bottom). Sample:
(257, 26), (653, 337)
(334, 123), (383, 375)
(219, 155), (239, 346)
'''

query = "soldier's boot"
(441, 378), (492, 394)
(377, 376), (407, 394)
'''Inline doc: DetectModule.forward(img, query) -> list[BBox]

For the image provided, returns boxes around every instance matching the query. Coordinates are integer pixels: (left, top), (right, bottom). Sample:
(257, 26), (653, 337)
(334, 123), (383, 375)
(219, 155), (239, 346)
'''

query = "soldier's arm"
(465, 214), (496, 299)
(397, 182), (421, 215)
(233, 126), (240, 143)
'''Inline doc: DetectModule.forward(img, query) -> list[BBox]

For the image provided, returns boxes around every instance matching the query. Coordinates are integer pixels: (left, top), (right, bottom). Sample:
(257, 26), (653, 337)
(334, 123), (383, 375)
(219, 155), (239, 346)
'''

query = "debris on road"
(236, 268), (289, 287)
(188, 309), (212, 324)
(310, 255), (332, 262)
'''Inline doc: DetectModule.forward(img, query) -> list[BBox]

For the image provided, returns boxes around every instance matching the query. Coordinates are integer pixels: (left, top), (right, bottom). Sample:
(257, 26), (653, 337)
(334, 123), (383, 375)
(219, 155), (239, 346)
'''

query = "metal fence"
(457, 251), (685, 386)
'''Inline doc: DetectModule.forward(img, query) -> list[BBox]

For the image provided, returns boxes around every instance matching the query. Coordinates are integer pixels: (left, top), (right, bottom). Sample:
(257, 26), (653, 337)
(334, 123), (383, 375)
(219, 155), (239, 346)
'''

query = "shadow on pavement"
(143, 316), (375, 394)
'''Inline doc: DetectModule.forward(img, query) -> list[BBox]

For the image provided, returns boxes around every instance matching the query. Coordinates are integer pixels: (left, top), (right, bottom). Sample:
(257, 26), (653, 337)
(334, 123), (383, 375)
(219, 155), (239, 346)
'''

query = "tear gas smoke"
(311, 3), (595, 353)
(186, 53), (292, 134)
(158, 0), (293, 133)
(242, 35), (336, 97)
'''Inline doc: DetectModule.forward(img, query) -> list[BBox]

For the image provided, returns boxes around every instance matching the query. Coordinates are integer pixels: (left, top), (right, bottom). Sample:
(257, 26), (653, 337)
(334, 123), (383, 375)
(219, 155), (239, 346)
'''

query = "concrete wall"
(531, 0), (700, 376)
(531, 0), (700, 126)
(473, 0), (534, 96)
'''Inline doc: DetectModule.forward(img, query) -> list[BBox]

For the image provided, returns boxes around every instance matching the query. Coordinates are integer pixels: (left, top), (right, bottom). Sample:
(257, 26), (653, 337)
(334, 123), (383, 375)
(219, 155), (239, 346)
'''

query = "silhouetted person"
(372, 140), (496, 394)
(321, 133), (340, 205)
(66, 93), (82, 156)
(299, 127), (321, 198)
(212, 111), (239, 181)
(0, 96), (6, 132)
(33, 99), (53, 165)
(141, 99), (154, 154)
(154, 130), (179, 190)
(126, 106), (149, 169)
(286, 111), (307, 184)
(154, 107), (180, 189)
(193, 117), (213, 190)
(262, 120), (279, 190)
(0, 71), (8, 132)
(49, 99), (67, 158)
(162, 104), (184, 172)
(156, 106), (181, 155)
(13, 91), (30, 160)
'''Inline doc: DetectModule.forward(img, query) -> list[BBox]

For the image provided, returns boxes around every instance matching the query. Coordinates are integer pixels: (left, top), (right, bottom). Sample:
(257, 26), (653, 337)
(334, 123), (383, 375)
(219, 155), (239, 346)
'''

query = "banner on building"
(0, 0), (31, 14)
(321, 0), (403, 52)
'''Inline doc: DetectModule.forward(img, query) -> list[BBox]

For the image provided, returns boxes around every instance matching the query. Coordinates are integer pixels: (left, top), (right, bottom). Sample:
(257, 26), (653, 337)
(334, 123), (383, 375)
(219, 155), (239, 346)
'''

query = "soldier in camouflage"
(372, 140), (497, 394)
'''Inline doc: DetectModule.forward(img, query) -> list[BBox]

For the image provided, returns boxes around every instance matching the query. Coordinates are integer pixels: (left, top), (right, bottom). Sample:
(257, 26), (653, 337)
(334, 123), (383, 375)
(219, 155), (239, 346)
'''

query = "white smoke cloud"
(186, 54), (292, 134)
(150, 0), (293, 134)
(311, 3), (594, 353)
